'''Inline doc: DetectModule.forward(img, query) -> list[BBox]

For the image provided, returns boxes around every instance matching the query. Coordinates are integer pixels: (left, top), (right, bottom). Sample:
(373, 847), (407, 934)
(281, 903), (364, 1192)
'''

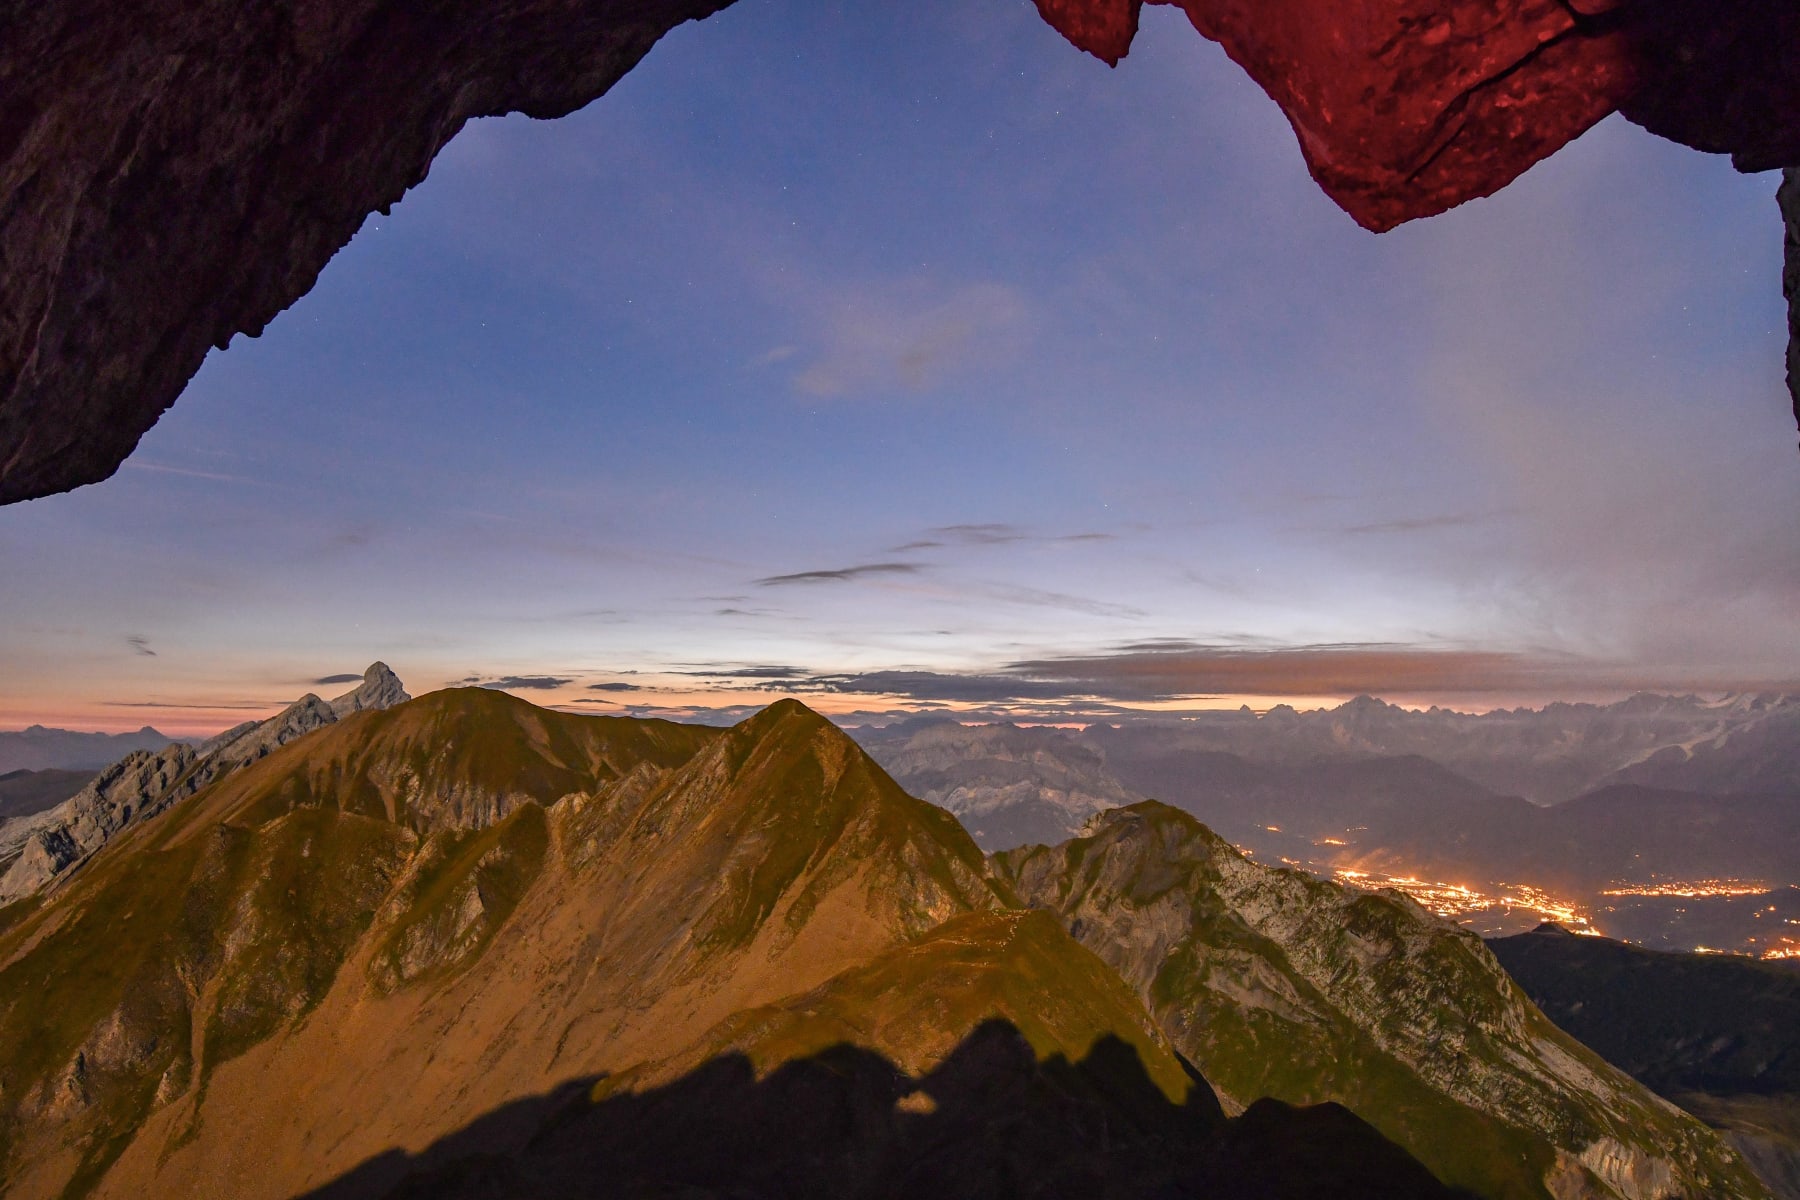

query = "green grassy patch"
(369, 803), (549, 991)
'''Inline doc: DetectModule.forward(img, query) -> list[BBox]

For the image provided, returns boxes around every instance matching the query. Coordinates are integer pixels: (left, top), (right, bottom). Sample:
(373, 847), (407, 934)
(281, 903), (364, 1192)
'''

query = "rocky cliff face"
(1038, 0), (1800, 231)
(997, 802), (1767, 1199)
(0, 664), (409, 903)
(327, 661), (411, 718)
(2, 1), (1796, 504)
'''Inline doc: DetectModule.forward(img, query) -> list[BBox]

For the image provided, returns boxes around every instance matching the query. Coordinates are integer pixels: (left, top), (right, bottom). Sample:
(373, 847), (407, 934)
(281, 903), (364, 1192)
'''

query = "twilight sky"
(4, 0), (1799, 735)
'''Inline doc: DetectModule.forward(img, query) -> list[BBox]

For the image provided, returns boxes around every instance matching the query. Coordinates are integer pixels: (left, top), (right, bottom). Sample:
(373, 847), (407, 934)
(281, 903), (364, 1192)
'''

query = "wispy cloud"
(1002, 642), (1544, 700)
(587, 681), (643, 692)
(675, 664), (810, 680)
(932, 523), (1027, 545)
(314, 673), (364, 685)
(126, 636), (157, 657)
(756, 562), (924, 586)
(968, 582), (1144, 619)
(696, 641), (1675, 706)
(751, 344), (798, 367)
(100, 700), (279, 711)
(889, 524), (1118, 553)
(460, 675), (574, 691)
(119, 460), (260, 486)
(1335, 511), (1507, 535)
(790, 280), (1029, 397)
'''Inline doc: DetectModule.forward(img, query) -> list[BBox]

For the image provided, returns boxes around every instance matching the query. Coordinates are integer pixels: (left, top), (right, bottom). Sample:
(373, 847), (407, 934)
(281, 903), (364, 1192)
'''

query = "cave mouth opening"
(0, 0), (1797, 506)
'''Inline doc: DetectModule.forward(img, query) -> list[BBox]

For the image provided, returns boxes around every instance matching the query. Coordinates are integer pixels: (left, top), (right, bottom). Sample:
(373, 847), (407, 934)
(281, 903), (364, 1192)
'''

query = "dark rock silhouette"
(292, 1020), (1468, 1200)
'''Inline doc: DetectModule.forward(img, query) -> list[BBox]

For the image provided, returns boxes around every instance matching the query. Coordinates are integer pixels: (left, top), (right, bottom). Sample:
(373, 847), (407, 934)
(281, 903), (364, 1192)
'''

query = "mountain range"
(857, 691), (1800, 847)
(0, 663), (410, 904)
(0, 728), (172, 776)
(855, 695), (1800, 954)
(0, 687), (1767, 1199)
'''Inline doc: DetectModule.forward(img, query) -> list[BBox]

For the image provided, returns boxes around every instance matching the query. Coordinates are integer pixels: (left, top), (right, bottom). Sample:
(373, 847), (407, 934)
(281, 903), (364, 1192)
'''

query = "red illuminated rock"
(0, 0), (1796, 504)
(1036, 0), (1798, 232)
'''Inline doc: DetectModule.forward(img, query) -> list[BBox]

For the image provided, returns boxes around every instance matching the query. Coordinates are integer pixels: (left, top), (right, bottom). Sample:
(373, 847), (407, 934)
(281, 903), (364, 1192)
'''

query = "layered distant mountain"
(0, 690), (1761, 1199)
(1084, 691), (1800, 804)
(858, 690), (1800, 848)
(856, 696), (1800, 955)
(0, 663), (411, 902)
(0, 726), (170, 774)
(0, 770), (94, 823)
(1096, 757), (1800, 899)
(853, 717), (1138, 850)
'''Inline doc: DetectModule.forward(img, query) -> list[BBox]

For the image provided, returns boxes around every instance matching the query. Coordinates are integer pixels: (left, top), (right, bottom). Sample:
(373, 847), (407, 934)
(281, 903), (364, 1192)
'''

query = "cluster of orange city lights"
(1599, 881), (1772, 899)
(1234, 839), (1799, 956)
(1329, 868), (1595, 932)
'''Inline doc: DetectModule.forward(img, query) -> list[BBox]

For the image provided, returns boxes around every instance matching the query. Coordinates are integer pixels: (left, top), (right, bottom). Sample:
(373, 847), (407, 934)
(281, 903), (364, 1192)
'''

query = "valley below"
(854, 694), (1800, 960)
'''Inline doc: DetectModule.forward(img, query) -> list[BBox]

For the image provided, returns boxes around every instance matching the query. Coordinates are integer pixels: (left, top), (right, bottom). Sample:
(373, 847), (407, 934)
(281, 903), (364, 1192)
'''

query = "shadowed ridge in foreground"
(290, 1019), (1470, 1200)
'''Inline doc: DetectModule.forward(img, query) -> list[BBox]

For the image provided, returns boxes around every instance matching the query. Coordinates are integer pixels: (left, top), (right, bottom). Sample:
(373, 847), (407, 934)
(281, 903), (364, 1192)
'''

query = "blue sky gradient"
(4, 0), (1796, 732)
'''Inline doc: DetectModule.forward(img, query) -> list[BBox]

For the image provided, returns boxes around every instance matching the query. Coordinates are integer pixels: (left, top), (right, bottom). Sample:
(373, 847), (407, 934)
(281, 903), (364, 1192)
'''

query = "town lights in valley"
(1330, 868), (1593, 930)
(1599, 881), (1772, 899)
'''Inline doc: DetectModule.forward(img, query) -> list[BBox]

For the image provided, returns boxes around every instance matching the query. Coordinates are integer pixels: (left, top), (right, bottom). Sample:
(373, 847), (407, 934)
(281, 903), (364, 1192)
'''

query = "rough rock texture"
(0, 665), (407, 902)
(0, 694), (989, 1196)
(0, 691), (1764, 1198)
(0, 692), (1476, 1200)
(0, 0), (731, 505)
(329, 661), (410, 718)
(2, 0), (1799, 504)
(1039, 0), (1800, 231)
(997, 802), (1768, 1199)
(0, 745), (196, 900)
(1489, 925), (1800, 1200)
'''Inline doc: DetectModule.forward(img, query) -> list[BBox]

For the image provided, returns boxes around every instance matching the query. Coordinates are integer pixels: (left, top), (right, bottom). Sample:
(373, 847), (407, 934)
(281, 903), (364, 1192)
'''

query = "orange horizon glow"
(4, 675), (1792, 740)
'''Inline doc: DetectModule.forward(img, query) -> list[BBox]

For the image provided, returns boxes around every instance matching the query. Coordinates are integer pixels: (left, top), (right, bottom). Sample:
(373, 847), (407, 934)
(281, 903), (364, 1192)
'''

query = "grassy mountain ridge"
(997, 801), (1767, 1200)
(0, 692), (1006, 1198)
(0, 691), (1765, 1199)
(310, 913), (1466, 1200)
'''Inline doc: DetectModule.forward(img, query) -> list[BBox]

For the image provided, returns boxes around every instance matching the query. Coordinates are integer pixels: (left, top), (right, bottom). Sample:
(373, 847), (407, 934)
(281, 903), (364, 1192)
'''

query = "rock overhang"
(0, 0), (1795, 505)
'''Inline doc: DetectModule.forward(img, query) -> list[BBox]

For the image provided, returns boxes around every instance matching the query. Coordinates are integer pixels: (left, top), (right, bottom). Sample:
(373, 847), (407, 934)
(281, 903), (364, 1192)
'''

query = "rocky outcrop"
(0, 664), (408, 903)
(0, 745), (197, 900)
(1039, 1), (1800, 232)
(1, 1), (1797, 505)
(327, 661), (409, 718)
(997, 802), (1768, 1199)
(0, 0), (730, 506)
(0, 692), (1767, 1198)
